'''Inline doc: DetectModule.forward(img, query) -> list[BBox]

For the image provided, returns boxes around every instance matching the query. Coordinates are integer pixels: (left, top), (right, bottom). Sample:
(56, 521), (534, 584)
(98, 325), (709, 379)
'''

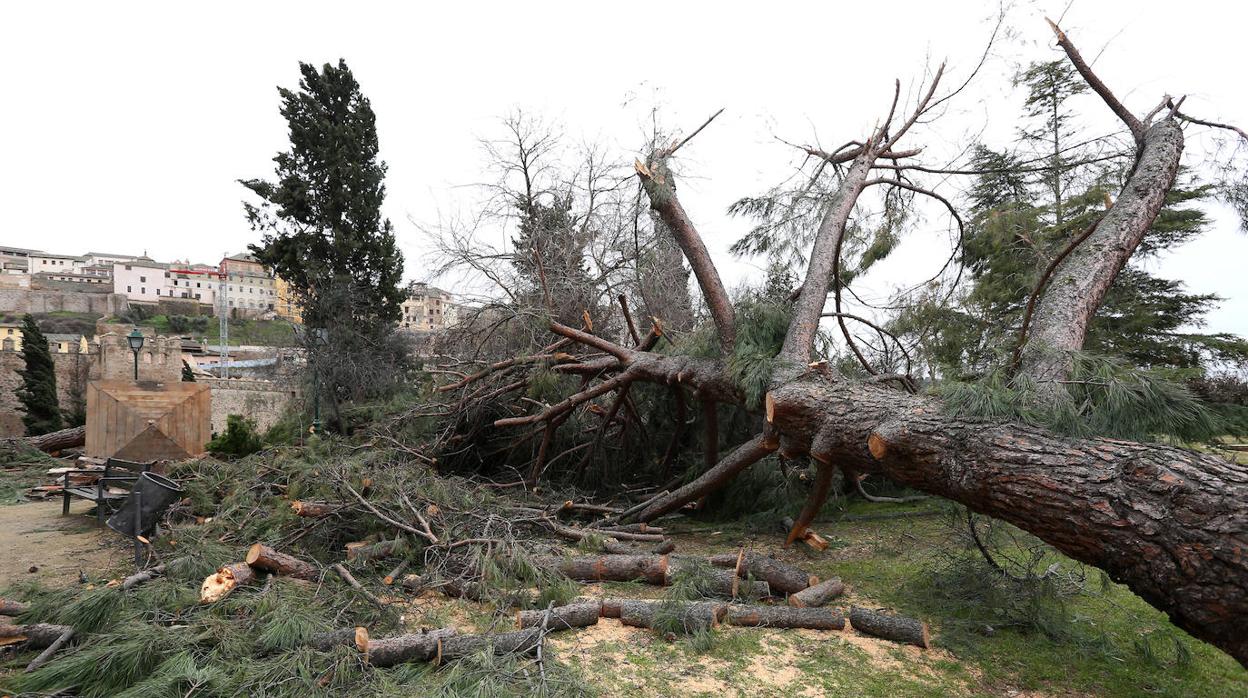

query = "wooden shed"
(85, 380), (212, 461)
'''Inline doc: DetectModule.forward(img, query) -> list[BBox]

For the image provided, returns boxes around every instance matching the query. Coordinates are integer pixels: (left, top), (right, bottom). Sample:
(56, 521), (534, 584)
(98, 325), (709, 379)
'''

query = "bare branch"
(1047, 18), (1145, 140)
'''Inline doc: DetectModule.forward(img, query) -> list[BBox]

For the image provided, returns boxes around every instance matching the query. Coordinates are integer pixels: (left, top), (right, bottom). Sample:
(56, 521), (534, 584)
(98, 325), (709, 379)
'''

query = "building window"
(127, 286), (132, 293)
(141, 287), (145, 294)
(140, 276), (146, 283)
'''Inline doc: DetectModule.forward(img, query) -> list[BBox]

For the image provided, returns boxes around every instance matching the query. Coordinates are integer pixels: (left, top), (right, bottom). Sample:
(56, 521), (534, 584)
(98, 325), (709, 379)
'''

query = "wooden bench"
(61, 458), (155, 526)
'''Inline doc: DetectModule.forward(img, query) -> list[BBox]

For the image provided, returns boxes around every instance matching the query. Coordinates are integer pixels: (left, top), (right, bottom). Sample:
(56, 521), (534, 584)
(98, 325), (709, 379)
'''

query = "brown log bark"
(345, 538), (409, 563)
(0, 623), (74, 649)
(245, 543), (319, 581)
(309, 626), (370, 653)
(600, 598), (626, 618)
(849, 606), (930, 648)
(22, 426), (86, 453)
(789, 577), (845, 608)
(0, 599), (30, 616)
(618, 600), (725, 633)
(725, 605), (845, 630)
(541, 554), (670, 585)
(367, 628), (457, 667)
(708, 552), (816, 595)
(200, 562), (256, 603)
(516, 601), (601, 630)
(435, 628), (541, 664)
(291, 501), (336, 518)
(780, 516), (829, 552)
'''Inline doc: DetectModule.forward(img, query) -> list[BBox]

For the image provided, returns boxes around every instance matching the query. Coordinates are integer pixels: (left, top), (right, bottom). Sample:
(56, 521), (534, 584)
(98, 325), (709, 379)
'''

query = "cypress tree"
(16, 314), (62, 435)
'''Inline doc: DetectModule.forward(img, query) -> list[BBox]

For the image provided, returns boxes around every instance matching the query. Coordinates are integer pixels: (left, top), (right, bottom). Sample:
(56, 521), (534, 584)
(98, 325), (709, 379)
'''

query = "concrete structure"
(166, 263), (220, 307)
(0, 245), (40, 275)
(0, 339), (93, 436)
(221, 253), (276, 315)
(95, 331), (183, 383)
(401, 282), (456, 331)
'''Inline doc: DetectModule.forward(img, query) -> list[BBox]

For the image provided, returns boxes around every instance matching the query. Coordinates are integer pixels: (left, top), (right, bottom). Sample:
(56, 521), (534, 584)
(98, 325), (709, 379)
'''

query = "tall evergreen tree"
(15, 314), (61, 435)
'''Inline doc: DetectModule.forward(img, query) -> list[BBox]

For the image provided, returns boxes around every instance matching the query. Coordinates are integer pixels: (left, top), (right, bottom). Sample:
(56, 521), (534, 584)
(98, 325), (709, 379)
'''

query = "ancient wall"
(95, 332), (182, 383)
(201, 378), (299, 435)
(0, 288), (128, 316)
(0, 345), (94, 437)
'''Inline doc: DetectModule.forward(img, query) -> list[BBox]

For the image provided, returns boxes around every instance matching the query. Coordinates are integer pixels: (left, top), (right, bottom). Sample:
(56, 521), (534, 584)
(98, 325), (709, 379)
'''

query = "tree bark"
(367, 628), (457, 667)
(435, 629), (541, 664)
(0, 623), (74, 650)
(246, 543), (319, 581)
(850, 606), (930, 648)
(708, 552), (816, 595)
(789, 577), (845, 608)
(516, 601), (601, 630)
(0, 599), (30, 616)
(541, 554), (670, 585)
(725, 605), (845, 630)
(345, 538), (408, 563)
(309, 626), (370, 653)
(617, 600), (725, 633)
(22, 426), (86, 453)
(290, 501), (336, 518)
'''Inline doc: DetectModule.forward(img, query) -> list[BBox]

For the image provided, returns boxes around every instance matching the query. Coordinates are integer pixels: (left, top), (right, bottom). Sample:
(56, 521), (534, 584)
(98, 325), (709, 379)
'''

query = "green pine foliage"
(15, 313), (62, 435)
(205, 414), (264, 459)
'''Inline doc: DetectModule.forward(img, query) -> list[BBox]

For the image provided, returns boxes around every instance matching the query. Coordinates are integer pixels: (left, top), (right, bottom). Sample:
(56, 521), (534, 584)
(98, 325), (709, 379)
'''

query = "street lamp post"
(127, 328), (145, 381)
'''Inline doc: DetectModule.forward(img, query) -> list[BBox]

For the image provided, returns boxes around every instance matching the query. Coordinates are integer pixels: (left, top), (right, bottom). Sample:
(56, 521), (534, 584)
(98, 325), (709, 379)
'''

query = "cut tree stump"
(708, 552), (816, 594)
(542, 554), (670, 585)
(246, 543), (320, 581)
(200, 563), (256, 603)
(0, 599), (30, 616)
(618, 600), (725, 633)
(788, 577), (845, 608)
(291, 501), (336, 518)
(309, 626), (370, 653)
(516, 601), (601, 630)
(724, 605), (844, 630)
(0, 623), (75, 649)
(436, 628), (541, 664)
(849, 606), (930, 648)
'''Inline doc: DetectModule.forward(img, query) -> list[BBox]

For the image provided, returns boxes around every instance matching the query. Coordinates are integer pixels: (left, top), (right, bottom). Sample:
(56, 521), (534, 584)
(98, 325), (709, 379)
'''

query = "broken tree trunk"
(541, 554), (670, 585)
(0, 623), (75, 649)
(367, 628), (457, 667)
(22, 426), (86, 453)
(780, 516), (829, 551)
(24, 626), (75, 672)
(789, 577), (845, 608)
(308, 626), (370, 653)
(200, 562), (256, 603)
(121, 563), (168, 591)
(436, 628), (541, 664)
(618, 600), (725, 633)
(516, 601), (601, 630)
(725, 605), (845, 630)
(708, 552), (816, 594)
(245, 543), (319, 581)
(849, 606), (930, 648)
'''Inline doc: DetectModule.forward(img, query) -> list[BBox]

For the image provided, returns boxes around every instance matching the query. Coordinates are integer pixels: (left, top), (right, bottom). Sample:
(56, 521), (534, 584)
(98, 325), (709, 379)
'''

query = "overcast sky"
(2, 1), (1245, 337)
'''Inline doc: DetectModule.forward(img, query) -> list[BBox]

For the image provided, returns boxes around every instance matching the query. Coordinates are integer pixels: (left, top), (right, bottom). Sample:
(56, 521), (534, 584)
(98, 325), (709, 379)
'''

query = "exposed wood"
(245, 543), (319, 581)
(850, 606), (930, 648)
(291, 501), (336, 518)
(708, 552), (815, 595)
(199, 562), (256, 603)
(725, 605), (845, 630)
(22, 425), (86, 453)
(383, 559), (410, 586)
(436, 628), (541, 664)
(780, 516), (829, 551)
(541, 554), (670, 585)
(516, 601), (601, 630)
(308, 626), (370, 653)
(367, 628), (458, 667)
(789, 577), (845, 608)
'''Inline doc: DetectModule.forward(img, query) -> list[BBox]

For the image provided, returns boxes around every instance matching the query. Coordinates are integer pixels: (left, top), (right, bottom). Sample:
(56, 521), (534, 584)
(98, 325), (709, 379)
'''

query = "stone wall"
(0, 288), (128, 316)
(201, 378), (299, 435)
(0, 345), (93, 437)
(95, 332), (183, 383)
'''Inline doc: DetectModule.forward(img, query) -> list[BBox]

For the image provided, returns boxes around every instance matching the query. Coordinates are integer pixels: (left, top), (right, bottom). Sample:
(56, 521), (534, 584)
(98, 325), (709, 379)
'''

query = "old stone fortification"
(201, 378), (299, 435)
(95, 332), (183, 383)
(0, 288), (128, 316)
(0, 344), (93, 437)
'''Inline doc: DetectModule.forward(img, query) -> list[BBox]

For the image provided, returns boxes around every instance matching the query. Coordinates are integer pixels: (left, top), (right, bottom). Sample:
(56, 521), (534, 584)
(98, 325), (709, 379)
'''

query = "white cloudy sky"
(2, 0), (1245, 337)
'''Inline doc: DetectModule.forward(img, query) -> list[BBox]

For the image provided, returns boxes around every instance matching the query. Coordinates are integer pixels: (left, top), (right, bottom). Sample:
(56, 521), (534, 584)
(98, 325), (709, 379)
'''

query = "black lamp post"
(127, 328), (145, 380)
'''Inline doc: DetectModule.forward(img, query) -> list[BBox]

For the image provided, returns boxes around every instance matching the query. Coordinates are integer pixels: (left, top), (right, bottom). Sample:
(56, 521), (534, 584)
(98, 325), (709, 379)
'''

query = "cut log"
(516, 601), (601, 630)
(436, 628), (541, 664)
(345, 538), (409, 563)
(0, 623), (75, 649)
(669, 561), (770, 599)
(542, 554), (670, 585)
(600, 598), (626, 618)
(0, 599), (30, 616)
(309, 626), (370, 653)
(849, 606), (930, 648)
(724, 605), (845, 630)
(290, 501), (336, 518)
(788, 577), (845, 608)
(367, 627), (456, 666)
(780, 516), (829, 551)
(200, 562), (256, 603)
(618, 600), (725, 633)
(708, 552), (816, 594)
(383, 559), (410, 586)
(23, 426), (86, 453)
(245, 543), (319, 581)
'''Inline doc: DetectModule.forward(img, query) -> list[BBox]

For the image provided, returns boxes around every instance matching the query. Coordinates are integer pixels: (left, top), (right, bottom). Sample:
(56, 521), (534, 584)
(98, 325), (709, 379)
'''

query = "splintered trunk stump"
(618, 600), (725, 633)
(246, 543), (319, 581)
(789, 577), (845, 608)
(516, 601), (601, 630)
(199, 563), (255, 603)
(367, 628), (458, 666)
(436, 629), (542, 664)
(850, 606), (930, 648)
(309, 626), (370, 653)
(725, 605), (845, 630)
(544, 554), (670, 585)
(708, 552), (815, 594)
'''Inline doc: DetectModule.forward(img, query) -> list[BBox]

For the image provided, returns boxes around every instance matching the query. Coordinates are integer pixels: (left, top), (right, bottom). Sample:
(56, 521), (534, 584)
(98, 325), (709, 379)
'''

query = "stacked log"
(516, 601), (601, 630)
(245, 544), (319, 581)
(849, 606), (930, 648)
(788, 577), (845, 608)
(724, 605), (844, 630)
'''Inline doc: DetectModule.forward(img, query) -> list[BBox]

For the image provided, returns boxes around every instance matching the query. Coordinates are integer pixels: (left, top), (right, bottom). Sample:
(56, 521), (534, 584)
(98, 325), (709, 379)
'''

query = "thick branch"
(1047, 19), (1145, 140)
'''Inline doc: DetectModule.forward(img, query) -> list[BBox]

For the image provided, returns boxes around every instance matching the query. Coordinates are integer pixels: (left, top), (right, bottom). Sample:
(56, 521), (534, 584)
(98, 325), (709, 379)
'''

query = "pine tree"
(16, 314), (61, 435)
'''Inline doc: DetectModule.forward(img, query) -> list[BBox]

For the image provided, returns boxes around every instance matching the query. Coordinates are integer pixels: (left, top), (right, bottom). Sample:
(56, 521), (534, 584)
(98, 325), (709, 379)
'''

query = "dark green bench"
(61, 458), (154, 526)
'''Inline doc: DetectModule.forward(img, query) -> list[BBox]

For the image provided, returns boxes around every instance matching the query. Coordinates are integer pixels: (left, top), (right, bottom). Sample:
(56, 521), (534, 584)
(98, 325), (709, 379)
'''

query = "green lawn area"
(136, 314), (297, 347)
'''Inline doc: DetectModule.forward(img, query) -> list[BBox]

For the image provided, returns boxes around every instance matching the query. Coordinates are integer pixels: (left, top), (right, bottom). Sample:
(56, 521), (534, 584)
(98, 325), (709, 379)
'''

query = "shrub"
(205, 414), (264, 459)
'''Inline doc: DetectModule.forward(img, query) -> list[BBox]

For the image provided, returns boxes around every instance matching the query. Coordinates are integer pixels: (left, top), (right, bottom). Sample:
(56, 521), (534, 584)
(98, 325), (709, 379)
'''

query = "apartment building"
(401, 282), (456, 331)
(221, 253), (276, 313)
(112, 256), (170, 303)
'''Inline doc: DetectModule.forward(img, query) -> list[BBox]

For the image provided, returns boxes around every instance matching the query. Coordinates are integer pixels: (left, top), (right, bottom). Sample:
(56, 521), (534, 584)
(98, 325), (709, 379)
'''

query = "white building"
(30, 252), (83, 273)
(221, 253), (276, 314)
(112, 256), (170, 304)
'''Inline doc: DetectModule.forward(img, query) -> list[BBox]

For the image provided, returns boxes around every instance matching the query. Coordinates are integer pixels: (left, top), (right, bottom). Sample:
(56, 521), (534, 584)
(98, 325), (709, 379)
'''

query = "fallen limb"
(23, 626), (75, 672)
(789, 577), (845, 608)
(383, 559), (410, 586)
(436, 628), (541, 664)
(724, 605), (844, 630)
(200, 563), (256, 603)
(291, 501), (337, 518)
(246, 543), (320, 581)
(368, 627), (456, 666)
(346, 538), (409, 563)
(708, 552), (816, 595)
(22, 425), (85, 453)
(0, 623), (74, 650)
(850, 606), (930, 648)
(121, 563), (169, 591)
(332, 564), (384, 608)
(0, 599), (30, 616)
(516, 601), (601, 630)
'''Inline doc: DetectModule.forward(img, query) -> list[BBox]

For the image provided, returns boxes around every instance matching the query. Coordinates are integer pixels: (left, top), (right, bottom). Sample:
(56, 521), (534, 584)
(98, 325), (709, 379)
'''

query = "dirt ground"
(0, 500), (123, 590)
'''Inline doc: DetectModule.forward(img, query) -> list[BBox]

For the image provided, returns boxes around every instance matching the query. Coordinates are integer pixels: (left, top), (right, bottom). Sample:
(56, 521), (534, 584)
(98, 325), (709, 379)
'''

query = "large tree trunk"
(20, 426), (86, 453)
